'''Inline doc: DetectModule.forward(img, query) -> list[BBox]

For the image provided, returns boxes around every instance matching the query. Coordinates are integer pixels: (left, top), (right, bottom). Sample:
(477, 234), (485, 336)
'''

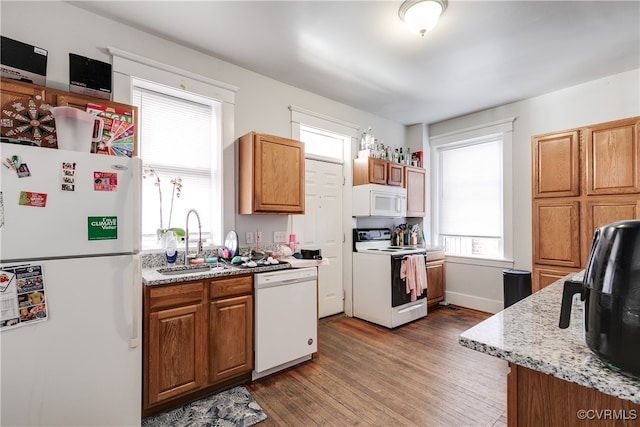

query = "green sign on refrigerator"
(88, 216), (118, 240)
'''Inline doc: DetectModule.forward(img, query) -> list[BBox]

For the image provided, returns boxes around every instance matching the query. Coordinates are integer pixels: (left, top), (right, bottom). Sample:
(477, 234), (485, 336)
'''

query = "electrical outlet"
(274, 231), (287, 243)
(256, 231), (262, 243)
(246, 232), (254, 244)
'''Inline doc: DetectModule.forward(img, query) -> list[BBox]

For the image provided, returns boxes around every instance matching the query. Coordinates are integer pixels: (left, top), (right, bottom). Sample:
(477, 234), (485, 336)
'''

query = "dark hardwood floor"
(247, 306), (509, 427)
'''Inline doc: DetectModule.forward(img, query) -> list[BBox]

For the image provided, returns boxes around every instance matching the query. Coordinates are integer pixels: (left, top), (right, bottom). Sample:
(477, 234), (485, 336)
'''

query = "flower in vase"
(143, 168), (184, 239)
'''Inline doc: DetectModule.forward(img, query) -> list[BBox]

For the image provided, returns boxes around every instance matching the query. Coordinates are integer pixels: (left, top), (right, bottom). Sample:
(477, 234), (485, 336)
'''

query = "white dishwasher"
(253, 267), (318, 380)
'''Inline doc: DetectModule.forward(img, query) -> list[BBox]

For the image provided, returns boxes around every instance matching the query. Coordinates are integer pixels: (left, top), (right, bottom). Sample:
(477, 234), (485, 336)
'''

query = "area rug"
(142, 386), (267, 427)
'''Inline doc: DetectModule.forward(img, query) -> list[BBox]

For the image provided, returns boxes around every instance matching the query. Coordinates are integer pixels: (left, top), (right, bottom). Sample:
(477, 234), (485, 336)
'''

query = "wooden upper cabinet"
(353, 153), (404, 187)
(238, 132), (305, 214)
(387, 162), (404, 186)
(405, 165), (426, 217)
(1, 78), (138, 155)
(584, 118), (640, 195)
(533, 200), (581, 267)
(532, 130), (580, 198)
(0, 78), (48, 106)
(353, 156), (386, 185)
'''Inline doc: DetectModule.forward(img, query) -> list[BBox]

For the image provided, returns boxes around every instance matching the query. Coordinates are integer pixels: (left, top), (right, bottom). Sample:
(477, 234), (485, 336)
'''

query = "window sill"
(444, 255), (515, 269)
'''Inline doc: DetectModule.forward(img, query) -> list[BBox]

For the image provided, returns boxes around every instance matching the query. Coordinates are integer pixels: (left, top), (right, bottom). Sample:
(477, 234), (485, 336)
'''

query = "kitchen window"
(432, 118), (515, 261)
(299, 125), (347, 161)
(108, 48), (237, 250)
(438, 138), (502, 257)
(133, 81), (222, 248)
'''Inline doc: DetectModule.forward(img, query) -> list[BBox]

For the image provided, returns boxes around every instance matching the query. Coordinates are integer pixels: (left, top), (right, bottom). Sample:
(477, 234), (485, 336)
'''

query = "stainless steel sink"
(157, 265), (219, 275)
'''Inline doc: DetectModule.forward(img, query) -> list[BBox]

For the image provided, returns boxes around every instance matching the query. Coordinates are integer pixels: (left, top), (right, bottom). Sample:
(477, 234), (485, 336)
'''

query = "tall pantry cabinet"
(531, 116), (640, 291)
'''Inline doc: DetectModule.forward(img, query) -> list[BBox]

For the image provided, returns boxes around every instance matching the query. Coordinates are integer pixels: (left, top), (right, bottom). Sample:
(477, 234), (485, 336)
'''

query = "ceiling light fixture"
(399, 0), (448, 37)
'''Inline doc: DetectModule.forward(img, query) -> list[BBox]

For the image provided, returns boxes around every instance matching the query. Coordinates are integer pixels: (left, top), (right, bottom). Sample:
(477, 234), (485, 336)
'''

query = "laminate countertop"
(459, 272), (640, 405)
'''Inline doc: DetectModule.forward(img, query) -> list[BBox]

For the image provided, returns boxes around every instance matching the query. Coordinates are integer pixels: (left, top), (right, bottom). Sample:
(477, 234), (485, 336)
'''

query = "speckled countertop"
(459, 272), (640, 405)
(142, 262), (292, 286)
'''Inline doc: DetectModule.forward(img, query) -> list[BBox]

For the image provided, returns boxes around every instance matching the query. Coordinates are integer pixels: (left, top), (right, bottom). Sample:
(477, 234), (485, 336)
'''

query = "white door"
(293, 159), (344, 317)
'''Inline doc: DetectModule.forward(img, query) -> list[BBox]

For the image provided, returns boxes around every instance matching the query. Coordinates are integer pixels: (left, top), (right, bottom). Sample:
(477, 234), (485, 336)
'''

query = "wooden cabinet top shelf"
(1, 77), (138, 156)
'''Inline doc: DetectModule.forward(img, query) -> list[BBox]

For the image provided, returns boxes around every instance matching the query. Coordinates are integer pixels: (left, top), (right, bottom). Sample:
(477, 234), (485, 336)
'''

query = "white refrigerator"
(0, 143), (142, 426)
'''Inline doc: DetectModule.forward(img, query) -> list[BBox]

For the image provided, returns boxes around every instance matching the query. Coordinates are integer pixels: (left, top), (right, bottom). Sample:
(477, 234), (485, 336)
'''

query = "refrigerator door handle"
(130, 254), (141, 348)
(132, 158), (142, 254)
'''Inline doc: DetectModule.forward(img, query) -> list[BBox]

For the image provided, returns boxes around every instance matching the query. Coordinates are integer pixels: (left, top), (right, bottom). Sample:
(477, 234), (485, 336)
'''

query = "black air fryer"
(559, 220), (640, 377)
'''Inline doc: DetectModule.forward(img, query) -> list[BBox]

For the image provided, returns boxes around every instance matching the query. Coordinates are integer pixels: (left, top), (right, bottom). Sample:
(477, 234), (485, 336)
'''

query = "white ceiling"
(69, 1), (640, 125)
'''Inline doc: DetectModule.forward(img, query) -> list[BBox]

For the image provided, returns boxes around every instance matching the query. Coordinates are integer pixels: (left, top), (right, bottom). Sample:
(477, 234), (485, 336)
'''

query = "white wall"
(3, 2), (638, 314)
(428, 69), (640, 313)
(0, 0), (405, 248)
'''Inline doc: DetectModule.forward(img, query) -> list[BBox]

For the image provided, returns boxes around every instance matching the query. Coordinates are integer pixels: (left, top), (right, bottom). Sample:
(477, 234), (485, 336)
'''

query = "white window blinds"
(439, 139), (502, 238)
(133, 86), (218, 241)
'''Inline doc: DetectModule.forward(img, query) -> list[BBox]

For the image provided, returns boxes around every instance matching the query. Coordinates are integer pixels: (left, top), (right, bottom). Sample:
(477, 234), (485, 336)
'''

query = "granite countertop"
(459, 272), (640, 404)
(142, 262), (291, 286)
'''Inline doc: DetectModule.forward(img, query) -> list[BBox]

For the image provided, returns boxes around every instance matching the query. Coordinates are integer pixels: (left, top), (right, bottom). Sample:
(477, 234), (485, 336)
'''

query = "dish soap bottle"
(164, 231), (178, 265)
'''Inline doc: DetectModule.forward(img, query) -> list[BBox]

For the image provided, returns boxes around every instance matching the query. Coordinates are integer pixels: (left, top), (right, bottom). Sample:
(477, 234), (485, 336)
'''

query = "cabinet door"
(583, 197), (640, 263)
(532, 265), (581, 292)
(532, 131), (580, 198)
(239, 132), (305, 214)
(533, 200), (581, 267)
(353, 156), (386, 185)
(147, 303), (206, 405)
(387, 162), (404, 186)
(405, 166), (426, 217)
(426, 260), (445, 307)
(209, 295), (253, 384)
(0, 78), (47, 107)
(585, 118), (640, 195)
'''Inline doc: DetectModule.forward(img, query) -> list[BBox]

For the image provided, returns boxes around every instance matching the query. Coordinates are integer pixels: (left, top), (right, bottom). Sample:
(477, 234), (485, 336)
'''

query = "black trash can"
(503, 269), (532, 308)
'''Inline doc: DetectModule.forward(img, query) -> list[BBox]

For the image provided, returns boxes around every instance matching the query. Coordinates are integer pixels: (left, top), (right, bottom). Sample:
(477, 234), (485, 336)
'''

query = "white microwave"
(352, 184), (407, 217)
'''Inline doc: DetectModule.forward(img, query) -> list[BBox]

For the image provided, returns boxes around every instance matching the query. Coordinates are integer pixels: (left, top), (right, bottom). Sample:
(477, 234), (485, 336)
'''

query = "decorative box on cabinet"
(238, 132), (305, 214)
(404, 165), (426, 217)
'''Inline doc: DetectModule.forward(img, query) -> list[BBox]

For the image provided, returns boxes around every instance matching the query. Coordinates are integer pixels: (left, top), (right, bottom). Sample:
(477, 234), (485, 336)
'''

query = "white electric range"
(352, 228), (428, 328)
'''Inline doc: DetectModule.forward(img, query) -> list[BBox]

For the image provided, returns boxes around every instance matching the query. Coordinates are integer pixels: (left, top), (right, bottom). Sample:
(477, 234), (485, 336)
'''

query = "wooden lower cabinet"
(143, 275), (253, 417)
(508, 363), (640, 426)
(426, 259), (445, 308)
(532, 265), (581, 292)
(209, 295), (253, 383)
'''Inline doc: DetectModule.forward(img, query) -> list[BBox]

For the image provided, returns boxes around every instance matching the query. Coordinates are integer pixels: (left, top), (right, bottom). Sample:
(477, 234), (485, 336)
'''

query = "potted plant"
(143, 168), (185, 244)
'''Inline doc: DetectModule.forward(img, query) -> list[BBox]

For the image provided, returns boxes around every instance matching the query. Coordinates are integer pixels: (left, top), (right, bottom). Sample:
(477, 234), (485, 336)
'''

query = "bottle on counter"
(164, 230), (178, 265)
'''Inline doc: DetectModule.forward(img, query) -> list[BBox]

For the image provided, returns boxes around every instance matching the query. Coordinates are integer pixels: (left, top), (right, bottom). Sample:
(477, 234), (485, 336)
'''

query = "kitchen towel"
(142, 386), (267, 427)
(401, 255), (427, 301)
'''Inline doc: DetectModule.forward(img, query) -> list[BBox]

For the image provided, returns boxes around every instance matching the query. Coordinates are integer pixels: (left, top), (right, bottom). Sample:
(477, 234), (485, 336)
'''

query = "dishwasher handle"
(255, 277), (316, 289)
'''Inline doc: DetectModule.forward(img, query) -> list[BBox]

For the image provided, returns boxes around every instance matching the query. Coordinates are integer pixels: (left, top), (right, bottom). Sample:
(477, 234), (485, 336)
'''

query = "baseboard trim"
(444, 291), (503, 314)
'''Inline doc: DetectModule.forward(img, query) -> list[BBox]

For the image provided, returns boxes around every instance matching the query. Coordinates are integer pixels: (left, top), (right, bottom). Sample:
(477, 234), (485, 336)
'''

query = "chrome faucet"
(184, 208), (203, 265)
